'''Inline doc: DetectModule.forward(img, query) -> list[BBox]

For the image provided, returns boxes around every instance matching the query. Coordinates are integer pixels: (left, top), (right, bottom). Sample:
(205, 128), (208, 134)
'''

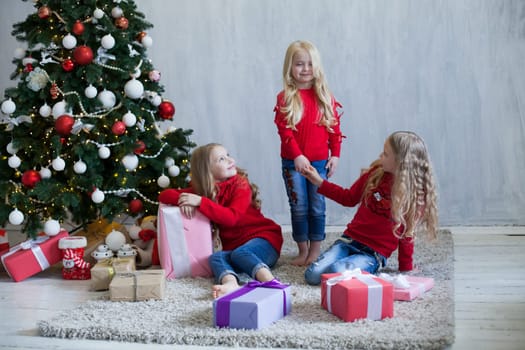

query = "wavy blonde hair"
(363, 132), (438, 239)
(189, 143), (261, 209)
(280, 40), (337, 130)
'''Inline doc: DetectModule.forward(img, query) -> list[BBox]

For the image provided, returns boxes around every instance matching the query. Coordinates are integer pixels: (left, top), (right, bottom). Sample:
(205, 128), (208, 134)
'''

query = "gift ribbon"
(378, 272), (411, 289)
(326, 268), (383, 320)
(1, 236), (51, 275)
(158, 205), (192, 278)
(118, 271), (162, 301)
(215, 279), (289, 327)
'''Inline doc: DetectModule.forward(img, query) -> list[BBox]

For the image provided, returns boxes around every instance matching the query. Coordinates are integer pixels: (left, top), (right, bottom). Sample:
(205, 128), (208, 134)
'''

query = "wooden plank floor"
(0, 226), (524, 350)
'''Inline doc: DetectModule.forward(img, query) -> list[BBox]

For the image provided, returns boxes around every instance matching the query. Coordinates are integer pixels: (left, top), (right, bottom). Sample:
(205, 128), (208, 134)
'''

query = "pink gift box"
(157, 204), (213, 279)
(1, 230), (69, 282)
(213, 280), (292, 329)
(393, 275), (434, 301)
(321, 270), (394, 322)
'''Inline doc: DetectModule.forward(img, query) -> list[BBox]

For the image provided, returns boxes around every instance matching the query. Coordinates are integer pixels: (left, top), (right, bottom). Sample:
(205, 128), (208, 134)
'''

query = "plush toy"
(126, 215), (159, 267)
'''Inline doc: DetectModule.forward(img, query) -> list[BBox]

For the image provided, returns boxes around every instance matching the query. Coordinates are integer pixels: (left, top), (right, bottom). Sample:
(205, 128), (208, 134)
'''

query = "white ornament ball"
(44, 219), (61, 236)
(151, 95), (162, 106)
(52, 157), (66, 171)
(84, 84), (97, 99)
(39, 167), (52, 179)
(122, 154), (139, 171)
(122, 111), (137, 127)
(8, 209), (24, 226)
(62, 34), (77, 50)
(39, 103), (51, 117)
(8, 155), (21, 169)
(14, 47), (26, 59)
(97, 90), (116, 109)
(1, 99), (16, 115)
(98, 146), (111, 159)
(105, 229), (126, 251)
(51, 101), (67, 119)
(91, 188), (105, 203)
(111, 6), (123, 18)
(6, 142), (18, 155)
(141, 35), (153, 48)
(124, 79), (144, 99)
(130, 67), (141, 79)
(127, 225), (141, 240)
(168, 165), (180, 177)
(164, 157), (175, 168)
(157, 174), (170, 188)
(101, 34), (115, 50)
(93, 8), (104, 19)
(73, 160), (87, 174)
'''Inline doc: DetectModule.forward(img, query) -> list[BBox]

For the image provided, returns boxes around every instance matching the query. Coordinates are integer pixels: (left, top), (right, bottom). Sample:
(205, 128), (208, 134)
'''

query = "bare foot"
(212, 275), (240, 299)
(305, 240), (321, 266)
(291, 241), (309, 266)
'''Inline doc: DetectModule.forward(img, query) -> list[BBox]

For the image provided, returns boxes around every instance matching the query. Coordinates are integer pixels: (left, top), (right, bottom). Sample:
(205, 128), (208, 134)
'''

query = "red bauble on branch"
(73, 45), (93, 65)
(55, 115), (75, 136)
(158, 101), (175, 119)
(115, 16), (129, 30)
(111, 121), (126, 135)
(38, 6), (51, 19)
(22, 170), (42, 188)
(134, 140), (146, 154)
(62, 58), (75, 72)
(72, 20), (85, 36)
(128, 199), (143, 214)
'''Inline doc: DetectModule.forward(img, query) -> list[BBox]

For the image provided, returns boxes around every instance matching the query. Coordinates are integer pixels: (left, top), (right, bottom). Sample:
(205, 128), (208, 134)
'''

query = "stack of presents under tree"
(0, 205), (435, 330)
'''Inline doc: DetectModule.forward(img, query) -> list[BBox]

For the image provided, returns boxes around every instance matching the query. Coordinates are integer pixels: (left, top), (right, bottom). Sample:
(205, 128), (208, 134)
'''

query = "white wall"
(1, 0), (524, 226)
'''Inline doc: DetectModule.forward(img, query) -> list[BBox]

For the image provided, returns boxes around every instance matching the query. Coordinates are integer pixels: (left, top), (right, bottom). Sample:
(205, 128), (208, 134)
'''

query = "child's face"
(209, 145), (237, 182)
(291, 49), (314, 89)
(380, 140), (397, 173)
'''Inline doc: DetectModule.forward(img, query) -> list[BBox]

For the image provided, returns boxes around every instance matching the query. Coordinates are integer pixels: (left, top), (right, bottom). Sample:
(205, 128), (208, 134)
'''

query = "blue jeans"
(281, 158), (327, 242)
(209, 238), (279, 284)
(304, 236), (387, 285)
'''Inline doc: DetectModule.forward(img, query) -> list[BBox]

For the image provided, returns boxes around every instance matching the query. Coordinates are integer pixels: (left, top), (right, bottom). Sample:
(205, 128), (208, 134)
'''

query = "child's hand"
(326, 156), (339, 178)
(177, 193), (202, 207)
(301, 165), (324, 187)
(179, 205), (195, 219)
(294, 155), (310, 172)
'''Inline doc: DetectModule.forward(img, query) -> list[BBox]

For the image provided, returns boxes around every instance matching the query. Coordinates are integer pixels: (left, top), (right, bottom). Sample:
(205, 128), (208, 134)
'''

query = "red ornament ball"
(111, 121), (126, 135)
(72, 20), (85, 36)
(38, 6), (51, 19)
(73, 45), (93, 65)
(128, 199), (143, 214)
(22, 170), (42, 188)
(115, 16), (129, 30)
(24, 64), (33, 73)
(62, 58), (75, 72)
(158, 101), (175, 120)
(136, 31), (147, 42)
(55, 115), (75, 136)
(134, 140), (146, 154)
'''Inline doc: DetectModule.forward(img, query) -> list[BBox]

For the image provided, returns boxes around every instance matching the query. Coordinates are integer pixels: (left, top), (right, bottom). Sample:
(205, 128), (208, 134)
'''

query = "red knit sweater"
(158, 175), (283, 254)
(274, 88), (343, 161)
(317, 167), (414, 271)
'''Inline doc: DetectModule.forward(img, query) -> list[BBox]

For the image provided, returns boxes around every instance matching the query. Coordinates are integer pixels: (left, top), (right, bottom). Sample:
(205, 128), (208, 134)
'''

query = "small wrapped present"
(1, 230), (69, 282)
(157, 204), (213, 279)
(109, 269), (165, 301)
(321, 269), (393, 322)
(90, 257), (135, 291)
(213, 279), (292, 329)
(379, 273), (434, 301)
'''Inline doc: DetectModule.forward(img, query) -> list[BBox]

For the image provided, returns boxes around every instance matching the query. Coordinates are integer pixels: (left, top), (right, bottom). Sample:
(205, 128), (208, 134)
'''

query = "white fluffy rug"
(38, 230), (455, 349)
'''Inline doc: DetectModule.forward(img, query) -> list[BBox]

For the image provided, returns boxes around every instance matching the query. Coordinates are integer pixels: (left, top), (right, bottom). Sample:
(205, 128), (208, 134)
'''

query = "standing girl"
(300, 131), (438, 285)
(158, 143), (283, 298)
(274, 40), (344, 266)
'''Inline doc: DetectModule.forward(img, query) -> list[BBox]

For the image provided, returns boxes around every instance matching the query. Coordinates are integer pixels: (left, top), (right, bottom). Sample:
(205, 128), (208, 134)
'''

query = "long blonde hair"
(189, 143), (261, 209)
(280, 40), (337, 130)
(364, 132), (438, 239)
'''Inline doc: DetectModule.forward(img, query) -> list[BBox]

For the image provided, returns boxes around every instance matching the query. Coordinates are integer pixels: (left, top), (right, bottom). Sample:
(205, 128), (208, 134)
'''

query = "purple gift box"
(213, 280), (292, 329)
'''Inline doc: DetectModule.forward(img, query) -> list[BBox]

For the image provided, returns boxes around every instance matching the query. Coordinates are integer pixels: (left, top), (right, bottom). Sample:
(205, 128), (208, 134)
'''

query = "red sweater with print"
(317, 167), (414, 271)
(158, 175), (283, 254)
(274, 89), (343, 161)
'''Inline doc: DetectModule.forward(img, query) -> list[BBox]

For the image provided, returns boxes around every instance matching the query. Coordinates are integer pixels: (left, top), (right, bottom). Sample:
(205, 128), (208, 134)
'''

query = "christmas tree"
(0, 0), (195, 238)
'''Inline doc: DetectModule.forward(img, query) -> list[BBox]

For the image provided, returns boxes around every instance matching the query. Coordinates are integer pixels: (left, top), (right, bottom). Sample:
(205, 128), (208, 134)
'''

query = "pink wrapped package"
(157, 204), (213, 279)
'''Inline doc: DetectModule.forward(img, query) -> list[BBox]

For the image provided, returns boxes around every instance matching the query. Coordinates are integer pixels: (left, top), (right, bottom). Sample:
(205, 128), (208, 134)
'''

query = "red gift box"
(0, 229), (8, 252)
(321, 269), (394, 322)
(1, 230), (68, 282)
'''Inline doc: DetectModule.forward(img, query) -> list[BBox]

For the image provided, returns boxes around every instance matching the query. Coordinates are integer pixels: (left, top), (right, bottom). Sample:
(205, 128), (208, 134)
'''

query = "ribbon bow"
(378, 272), (410, 289)
(326, 268), (363, 286)
(2, 115), (32, 131)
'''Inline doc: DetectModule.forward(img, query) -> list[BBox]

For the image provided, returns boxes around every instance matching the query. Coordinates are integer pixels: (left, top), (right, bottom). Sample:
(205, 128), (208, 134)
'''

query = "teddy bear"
(126, 216), (159, 267)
